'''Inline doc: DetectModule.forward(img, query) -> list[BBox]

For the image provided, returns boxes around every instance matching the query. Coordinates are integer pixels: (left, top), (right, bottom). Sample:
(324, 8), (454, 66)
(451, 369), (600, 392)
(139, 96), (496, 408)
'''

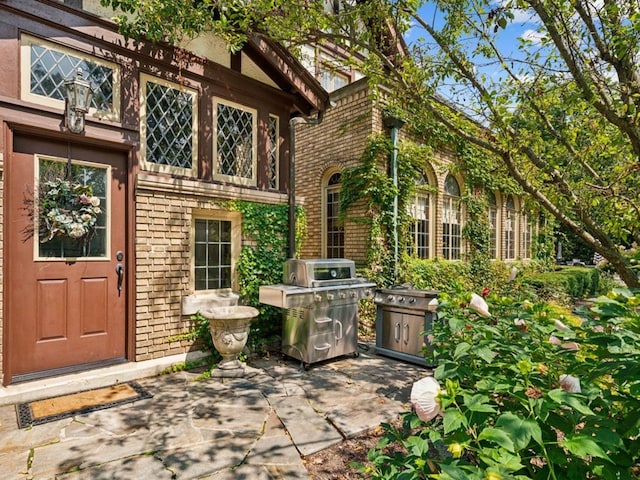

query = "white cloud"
(521, 28), (546, 44)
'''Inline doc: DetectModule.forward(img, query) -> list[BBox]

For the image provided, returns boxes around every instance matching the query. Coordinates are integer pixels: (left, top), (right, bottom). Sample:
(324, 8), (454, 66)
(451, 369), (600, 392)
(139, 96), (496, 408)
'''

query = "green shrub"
(526, 266), (600, 300)
(360, 288), (640, 479)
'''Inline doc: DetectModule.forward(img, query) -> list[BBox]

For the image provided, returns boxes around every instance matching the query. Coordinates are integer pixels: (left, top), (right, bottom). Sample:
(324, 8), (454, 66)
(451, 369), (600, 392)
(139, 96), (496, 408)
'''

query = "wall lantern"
(64, 69), (94, 134)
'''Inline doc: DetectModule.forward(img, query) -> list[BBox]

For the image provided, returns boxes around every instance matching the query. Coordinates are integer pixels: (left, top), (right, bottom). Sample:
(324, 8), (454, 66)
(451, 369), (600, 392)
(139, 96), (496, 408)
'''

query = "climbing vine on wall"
(340, 119), (555, 289)
(224, 200), (306, 342)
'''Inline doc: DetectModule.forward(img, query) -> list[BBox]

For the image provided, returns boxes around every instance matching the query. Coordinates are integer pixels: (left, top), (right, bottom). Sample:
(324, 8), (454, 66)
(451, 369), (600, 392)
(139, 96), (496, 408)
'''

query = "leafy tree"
(99, 0), (640, 287)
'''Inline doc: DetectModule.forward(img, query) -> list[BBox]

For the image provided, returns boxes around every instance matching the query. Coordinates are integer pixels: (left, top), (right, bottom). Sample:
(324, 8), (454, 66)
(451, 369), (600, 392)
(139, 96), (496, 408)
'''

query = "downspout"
(288, 111), (325, 259)
(383, 115), (405, 282)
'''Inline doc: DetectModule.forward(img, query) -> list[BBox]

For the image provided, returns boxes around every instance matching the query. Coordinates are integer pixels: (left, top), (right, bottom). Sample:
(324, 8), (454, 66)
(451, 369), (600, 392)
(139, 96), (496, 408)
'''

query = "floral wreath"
(39, 178), (102, 242)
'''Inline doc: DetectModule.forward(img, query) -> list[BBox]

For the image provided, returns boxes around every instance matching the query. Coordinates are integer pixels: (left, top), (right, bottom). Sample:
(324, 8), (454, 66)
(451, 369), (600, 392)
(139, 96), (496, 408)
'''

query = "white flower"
(514, 318), (527, 327)
(549, 335), (562, 345)
(553, 319), (570, 331)
(559, 374), (581, 393)
(561, 341), (579, 351)
(411, 376), (442, 421)
(469, 293), (491, 317)
(90, 196), (101, 207)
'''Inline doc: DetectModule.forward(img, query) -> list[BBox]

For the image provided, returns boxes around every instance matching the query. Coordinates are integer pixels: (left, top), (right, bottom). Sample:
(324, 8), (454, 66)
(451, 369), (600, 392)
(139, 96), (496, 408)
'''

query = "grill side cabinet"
(374, 288), (439, 367)
(282, 302), (359, 367)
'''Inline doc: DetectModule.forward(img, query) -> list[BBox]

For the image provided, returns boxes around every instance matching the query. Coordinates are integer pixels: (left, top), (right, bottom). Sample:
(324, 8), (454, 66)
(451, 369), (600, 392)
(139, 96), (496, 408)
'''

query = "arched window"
(521, 211), (533, 259)
(407, 174), (431, 258)
(487, 191), (498, 259)
(324, 172), (344, 258)
(442, 174), (462, 260)
(505, 195), (517, 260)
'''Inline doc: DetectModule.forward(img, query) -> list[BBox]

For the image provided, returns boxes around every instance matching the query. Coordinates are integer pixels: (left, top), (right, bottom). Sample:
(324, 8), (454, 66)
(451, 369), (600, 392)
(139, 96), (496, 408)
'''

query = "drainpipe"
(288, 111), (325, 259)
(383, 114), (405, 282)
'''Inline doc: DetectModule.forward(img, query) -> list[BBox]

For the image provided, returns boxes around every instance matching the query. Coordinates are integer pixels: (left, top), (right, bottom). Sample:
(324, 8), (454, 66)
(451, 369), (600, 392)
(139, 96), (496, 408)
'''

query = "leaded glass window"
(442, 174), (462, 260)
(268, 116), (279, 189)
(215, 100), (256, 184)
(23, 35), (118, 117)
(194, 219), (232, 290)
(142, 76), (196, 172)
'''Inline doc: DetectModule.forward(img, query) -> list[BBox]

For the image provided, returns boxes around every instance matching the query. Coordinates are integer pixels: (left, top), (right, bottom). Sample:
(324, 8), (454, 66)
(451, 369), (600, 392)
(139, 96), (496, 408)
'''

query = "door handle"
(116, 263), (124, 296)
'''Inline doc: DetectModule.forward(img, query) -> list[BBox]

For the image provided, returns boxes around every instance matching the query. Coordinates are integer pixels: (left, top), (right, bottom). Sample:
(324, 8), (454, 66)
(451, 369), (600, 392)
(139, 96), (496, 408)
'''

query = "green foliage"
(461, 194), (492, 282)
(526, 267), (601, 300)
(362, 288), (640, 479)
(225, 200), (296, 345)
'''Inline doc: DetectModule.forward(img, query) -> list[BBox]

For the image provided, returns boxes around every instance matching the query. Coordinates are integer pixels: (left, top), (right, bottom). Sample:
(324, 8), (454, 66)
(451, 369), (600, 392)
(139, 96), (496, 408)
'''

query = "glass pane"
(208, 220), (221, 242)
(145, 81), (193, 169)
(208, 244), (220, 265)
(195, 219), (206, 243)
(195, 244), (206, 266)
(220, 244), (231, 265)
(220, 221), (231, 242)
(30, 44), (114, 112)
(195, 267), (206, 290)
(220, 267), (231, 288)
(216, 103), (254, 179)
(38, 158), (108, 258)
(268, 116), (278, 189)
(207, 268), (220, 289)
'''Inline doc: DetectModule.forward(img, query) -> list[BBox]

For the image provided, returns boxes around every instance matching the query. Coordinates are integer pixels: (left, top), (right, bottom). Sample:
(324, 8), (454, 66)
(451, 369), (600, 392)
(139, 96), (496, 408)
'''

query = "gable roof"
(245, 36), (330, 116)
(15, 0), (329, 117)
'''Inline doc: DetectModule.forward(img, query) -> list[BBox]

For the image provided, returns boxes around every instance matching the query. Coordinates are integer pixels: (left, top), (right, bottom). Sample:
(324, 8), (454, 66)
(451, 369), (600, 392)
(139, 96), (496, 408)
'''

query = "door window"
(36, 156), (109, 259)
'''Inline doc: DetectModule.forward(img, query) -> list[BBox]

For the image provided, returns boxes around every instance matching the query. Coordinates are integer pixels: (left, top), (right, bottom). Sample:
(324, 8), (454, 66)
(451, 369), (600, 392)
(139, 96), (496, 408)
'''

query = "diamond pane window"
(268, 116), (279, 189)
(215, 100), (256, 184)
(23, 35), (118, 117)
(143, 77), (196, 173)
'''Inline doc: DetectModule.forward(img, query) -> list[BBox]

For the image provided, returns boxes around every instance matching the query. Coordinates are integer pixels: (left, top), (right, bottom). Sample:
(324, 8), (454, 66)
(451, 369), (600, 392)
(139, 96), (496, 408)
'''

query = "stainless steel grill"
(259, 259), (375, 367)
(374, 285), (439, 366)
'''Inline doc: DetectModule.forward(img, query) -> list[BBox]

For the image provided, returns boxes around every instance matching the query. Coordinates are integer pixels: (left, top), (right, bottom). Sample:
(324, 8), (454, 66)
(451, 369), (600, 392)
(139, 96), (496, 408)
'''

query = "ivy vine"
(223, 200), (306, 346)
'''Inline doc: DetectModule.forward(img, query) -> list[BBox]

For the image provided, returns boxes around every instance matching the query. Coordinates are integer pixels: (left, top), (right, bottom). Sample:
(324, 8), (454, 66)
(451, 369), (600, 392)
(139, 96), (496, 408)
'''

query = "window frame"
(442, 174), (463, 261)
(487, 191), (500, 260)
(20, 34), (121, 122)
(34, 154), (112, 262)
(139, 73), (199, 178)
(191, 209), (241, 293)
(322, 169), (344, 259)
(213, 98), (258, 187)
(504, 195), (518, 260)
(268, 114), (280, 190)
(407, 175), (433, 259)
(521, 211), (534, 260)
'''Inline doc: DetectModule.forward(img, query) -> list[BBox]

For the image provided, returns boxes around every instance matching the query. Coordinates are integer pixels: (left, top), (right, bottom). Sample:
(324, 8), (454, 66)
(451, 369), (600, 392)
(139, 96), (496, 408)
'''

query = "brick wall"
(295, 79), (380, 264)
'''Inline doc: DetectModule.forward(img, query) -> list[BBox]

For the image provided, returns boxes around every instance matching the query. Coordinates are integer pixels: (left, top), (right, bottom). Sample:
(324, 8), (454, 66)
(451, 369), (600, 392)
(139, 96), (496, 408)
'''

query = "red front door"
(5, 134), (128, 384)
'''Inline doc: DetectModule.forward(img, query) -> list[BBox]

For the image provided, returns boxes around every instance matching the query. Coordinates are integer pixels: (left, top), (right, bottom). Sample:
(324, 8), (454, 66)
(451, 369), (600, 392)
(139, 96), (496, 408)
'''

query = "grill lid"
(284, 258), (357, 287)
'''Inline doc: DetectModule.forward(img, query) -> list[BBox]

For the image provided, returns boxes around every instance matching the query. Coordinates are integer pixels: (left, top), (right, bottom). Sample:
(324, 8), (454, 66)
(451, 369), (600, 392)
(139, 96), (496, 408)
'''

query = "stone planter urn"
(199, 305), (259, 377)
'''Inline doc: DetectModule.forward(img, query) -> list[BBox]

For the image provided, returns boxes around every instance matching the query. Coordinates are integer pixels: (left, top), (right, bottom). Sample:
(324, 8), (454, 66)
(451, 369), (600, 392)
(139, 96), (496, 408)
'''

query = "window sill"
(136, 171), (289, 205)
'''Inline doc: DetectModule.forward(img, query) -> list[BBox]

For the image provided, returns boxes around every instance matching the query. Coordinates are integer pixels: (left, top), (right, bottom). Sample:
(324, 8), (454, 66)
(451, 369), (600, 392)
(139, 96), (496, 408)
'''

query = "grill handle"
(394, 322), (401, 342)
(335, 320), (343, 340)
(403, 323), (410, 345)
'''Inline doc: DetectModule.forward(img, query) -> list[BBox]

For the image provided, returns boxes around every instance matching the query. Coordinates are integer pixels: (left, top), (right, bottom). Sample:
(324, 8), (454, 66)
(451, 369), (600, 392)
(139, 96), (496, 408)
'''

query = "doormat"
(15, 382), (152, 429)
